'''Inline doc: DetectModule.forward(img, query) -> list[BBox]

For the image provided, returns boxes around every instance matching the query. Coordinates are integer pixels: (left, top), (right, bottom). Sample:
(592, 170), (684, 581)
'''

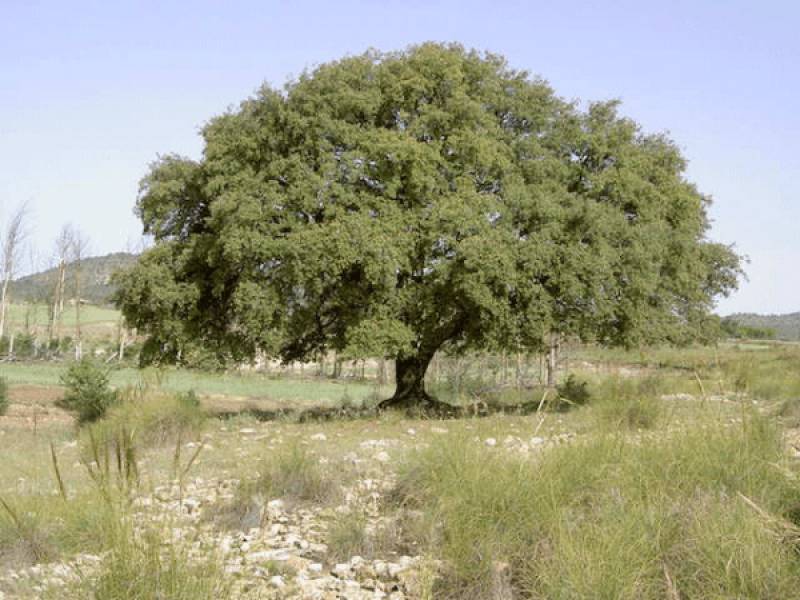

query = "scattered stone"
(332, 563), (353, 578)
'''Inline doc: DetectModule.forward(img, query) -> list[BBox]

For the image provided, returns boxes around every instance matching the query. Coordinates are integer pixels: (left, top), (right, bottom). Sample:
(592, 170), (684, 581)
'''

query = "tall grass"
(395, 410), (800, 598)
(94, 387), (206, 446)
(82, 523), (230, 599)
(248, 442), (332, 503)
(591, 375), (667, 430)
(211, 442), (342, 530)
(1, 380), (210, 572)
(326, 510), (404, 563)
(0, 491), (116, 569)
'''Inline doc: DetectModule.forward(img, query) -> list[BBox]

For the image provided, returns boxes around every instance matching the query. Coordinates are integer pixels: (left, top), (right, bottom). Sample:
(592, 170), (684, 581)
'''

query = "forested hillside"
(727, 312), (800, 340)
(9, 252), (137, 306)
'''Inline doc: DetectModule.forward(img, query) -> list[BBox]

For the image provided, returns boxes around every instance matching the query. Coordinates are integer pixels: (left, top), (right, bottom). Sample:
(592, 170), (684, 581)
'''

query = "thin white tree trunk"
(0, 277), (10, 339)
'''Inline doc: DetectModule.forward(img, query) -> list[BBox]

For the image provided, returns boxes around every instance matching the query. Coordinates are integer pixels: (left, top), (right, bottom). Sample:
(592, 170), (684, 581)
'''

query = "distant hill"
(726, 312), (800, 341)
(9, 252), (138, 306)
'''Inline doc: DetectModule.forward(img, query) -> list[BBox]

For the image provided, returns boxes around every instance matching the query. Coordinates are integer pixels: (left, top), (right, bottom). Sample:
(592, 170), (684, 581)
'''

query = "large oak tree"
(114, 43), (740, 409)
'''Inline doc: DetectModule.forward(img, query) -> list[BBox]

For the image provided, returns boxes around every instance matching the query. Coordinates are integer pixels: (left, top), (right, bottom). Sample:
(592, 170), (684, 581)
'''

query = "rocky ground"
(2, 386), (782, 599)
(0, 408), (574, 599)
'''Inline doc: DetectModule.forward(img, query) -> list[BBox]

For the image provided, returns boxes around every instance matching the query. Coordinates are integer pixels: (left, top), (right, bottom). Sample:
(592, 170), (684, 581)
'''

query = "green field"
(5, 303), (120, 327)
(1, 361), (387, 407)
(4, 302), (121, 344)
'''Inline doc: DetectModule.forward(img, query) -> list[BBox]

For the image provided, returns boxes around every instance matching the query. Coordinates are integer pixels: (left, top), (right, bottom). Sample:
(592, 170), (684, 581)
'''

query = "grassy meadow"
(1, 341), (800, 598)
(2, 362), (387, 409)
(3, 303), (122, 340)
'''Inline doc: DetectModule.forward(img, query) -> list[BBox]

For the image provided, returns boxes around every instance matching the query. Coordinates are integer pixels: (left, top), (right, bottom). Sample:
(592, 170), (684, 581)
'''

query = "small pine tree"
(57, 358), (117, 424)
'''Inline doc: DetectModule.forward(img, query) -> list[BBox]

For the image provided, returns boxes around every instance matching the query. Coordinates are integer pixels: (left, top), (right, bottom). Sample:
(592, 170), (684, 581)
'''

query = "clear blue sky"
(1, 0), (797, 314)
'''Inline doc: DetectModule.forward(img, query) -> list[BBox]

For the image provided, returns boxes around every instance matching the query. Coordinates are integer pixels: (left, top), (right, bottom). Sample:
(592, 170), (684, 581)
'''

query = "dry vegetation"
(2, 342), (800, 598)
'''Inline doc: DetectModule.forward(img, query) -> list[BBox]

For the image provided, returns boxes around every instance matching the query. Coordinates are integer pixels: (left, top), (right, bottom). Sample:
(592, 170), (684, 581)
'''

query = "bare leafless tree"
(48, 225), (73, 343)
(69, 228), (89, 360)
(0, 202), (31, 339)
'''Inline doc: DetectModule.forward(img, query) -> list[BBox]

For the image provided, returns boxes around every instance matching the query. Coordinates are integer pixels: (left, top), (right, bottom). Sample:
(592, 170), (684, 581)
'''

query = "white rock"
(332, 563), (352, 578)
(387, 563), (406, 578)
(270, 575), (286, 587)
(485, 438), (497, 447)
(373, 560), (389, 578)
(530, 436), (546, 445)
(431, 426), (448, 434)
(51, 564), (71, 578)
(308, 562), (324, 574)
(374, 451), (391, 463)
(247, 549), (291, 562)
(310, 433), (327, 441)
(239, 428), (256, 434)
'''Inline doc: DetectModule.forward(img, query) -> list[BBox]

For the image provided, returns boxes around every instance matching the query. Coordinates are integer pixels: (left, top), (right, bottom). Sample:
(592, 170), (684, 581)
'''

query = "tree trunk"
(546, 334), (560, 387)
(378, 351), (454, 414)
(390, 354), (431, 404)
(0, 277), (10, 339)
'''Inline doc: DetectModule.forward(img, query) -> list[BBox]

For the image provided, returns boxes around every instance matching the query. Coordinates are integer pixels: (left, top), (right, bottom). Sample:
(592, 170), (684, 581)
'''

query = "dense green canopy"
(114, 43), (740, 407)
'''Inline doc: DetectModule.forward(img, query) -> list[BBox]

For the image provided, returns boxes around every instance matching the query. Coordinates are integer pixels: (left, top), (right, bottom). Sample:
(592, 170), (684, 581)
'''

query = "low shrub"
(97, 387), (206, 446)
(12, 334), (36, 359)
(553, 374), (592, 411)
(56, 359), (117, 424)
(0, 376), (8, 416)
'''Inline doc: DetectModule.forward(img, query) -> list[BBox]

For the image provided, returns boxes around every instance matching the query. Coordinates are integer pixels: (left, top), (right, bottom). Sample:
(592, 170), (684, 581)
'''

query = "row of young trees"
(0, 202), (91, 359)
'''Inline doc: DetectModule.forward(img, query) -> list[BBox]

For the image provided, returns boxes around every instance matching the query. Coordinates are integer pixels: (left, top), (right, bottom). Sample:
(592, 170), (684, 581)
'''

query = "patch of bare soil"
(8, 384), (64, 406)
(2, 385), (72, 428)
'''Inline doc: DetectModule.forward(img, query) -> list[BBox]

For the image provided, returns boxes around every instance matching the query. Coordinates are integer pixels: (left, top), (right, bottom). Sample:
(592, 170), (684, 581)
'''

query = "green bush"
(56, 359), (117, 424)
(0, 377), (8, 416)
(0, 334), (36, 358)
(554, 373), (592, 411)
(13, 334), (36, 359)
(95, 388), (206, 446)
